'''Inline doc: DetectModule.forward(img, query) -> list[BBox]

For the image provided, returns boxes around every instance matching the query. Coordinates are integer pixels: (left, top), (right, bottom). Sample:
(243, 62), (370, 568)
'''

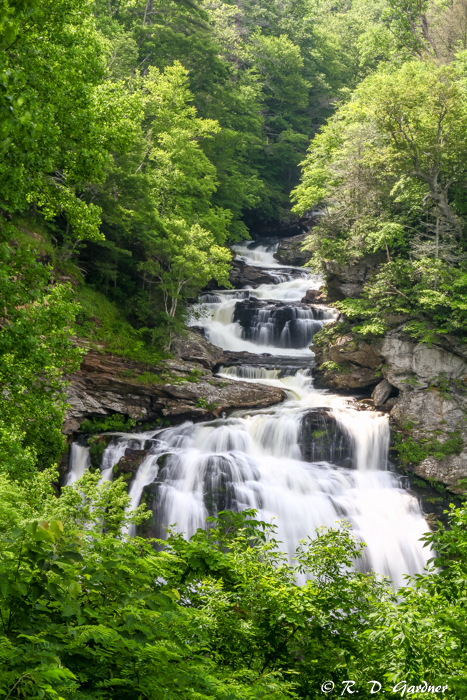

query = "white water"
(66, 239), (431, 586)
(231, 240), (290, 268)
(66, 443), (90, 485)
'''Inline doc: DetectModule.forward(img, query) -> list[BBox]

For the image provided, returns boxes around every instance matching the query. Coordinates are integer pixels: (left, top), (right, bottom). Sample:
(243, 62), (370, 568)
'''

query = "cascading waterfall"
(66, 442), (91, 486)
(66, 238), (431, 587)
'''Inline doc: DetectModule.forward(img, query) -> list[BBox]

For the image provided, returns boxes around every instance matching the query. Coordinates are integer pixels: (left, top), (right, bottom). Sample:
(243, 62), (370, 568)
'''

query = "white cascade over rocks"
(66, 238), (431, 586)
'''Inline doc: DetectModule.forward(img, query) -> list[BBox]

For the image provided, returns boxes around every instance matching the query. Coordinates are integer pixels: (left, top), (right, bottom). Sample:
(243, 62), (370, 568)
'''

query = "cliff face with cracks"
(314, 324), (467, 493)
(64, 331), (285, 435)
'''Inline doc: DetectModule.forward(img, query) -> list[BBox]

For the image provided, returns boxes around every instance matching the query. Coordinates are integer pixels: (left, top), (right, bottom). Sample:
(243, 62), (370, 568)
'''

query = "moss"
(312, 430), (327, 438)
(195, 397), (218, 410)
(395, 431), (463, 466)
(88, 434), (113, 471)
(320, 360), (352, 375)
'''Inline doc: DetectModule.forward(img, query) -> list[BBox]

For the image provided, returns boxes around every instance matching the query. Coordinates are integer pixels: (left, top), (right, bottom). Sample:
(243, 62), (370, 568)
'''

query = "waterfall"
(66, 238), (431, 587)
(65, 442), (90, 485)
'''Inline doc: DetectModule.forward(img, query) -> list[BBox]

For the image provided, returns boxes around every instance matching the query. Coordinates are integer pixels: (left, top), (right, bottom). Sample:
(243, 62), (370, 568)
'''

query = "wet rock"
(171, 330), (225, 369)
(273, 233), (312, 266)
(233, 298), (327, 350)
(323, 253), (385, 302)
(113, 448), (148, 481)
(221, 352), (312, 372)
(229, 260), (276, 288)
(372, 379), (393, 407)
(379, 397), (398, 412)
(300, 409), (353, 467)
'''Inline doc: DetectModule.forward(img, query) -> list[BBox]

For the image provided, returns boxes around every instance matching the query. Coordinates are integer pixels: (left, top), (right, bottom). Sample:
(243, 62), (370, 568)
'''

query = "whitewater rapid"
(67, 238), (431, 587)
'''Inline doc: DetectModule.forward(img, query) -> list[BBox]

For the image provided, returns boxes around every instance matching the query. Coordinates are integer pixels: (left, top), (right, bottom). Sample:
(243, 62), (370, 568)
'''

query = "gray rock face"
(387, 355), (467, 492)
(323, 253), (385, 302)
(372, 379), (392, 406)
(416, 453), (467, 493)
(391, 390), (466, 439)
(377, 334), (467, 390)
(273, 233), (312, 266)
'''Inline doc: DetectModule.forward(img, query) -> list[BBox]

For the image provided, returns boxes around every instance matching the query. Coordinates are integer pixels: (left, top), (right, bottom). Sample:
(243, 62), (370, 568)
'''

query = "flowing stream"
(67, 239), (431, 586)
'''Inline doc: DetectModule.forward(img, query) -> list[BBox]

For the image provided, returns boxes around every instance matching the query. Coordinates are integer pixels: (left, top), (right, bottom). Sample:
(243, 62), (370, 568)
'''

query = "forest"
(1, 0), (467, 697)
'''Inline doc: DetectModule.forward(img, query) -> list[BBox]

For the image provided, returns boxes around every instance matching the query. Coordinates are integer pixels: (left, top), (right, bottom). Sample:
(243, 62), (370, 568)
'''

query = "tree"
(0, 0), (139, 241)
(0, 226), (81, 479)
(138, 220), (231, 327)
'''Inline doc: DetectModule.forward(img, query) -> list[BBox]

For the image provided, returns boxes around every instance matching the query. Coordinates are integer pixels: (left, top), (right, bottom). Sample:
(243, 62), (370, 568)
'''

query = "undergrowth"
(75, 286), (168, 364)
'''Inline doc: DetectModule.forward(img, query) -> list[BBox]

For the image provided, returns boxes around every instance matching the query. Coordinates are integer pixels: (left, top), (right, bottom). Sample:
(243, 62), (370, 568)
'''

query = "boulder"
(229, 260), (276, 288)
(328, 335), (383, 369)
(301, 288), (328, 304)
(372, 379), (393, 407)
(300, 408), (353, 467)
(273, 233), (312, 266)
(313, 333), (383, 391)
(171, 330), (225, 369)
(155, 377), (286, 418)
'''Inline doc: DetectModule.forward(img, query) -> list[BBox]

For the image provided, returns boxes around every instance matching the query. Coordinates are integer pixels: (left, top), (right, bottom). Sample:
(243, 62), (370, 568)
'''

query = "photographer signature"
(321, 680), (449, 696)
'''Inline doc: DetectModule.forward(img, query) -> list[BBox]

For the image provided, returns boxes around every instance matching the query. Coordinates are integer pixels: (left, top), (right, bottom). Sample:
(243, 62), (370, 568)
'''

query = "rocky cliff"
(64, 331), (285, 435)
(313, 324), (467, 493)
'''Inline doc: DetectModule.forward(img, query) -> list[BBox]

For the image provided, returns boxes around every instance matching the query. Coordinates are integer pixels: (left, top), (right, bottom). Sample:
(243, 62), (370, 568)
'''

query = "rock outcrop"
(376, 333), (467, 390)
(64, 334), (285, 434)
(313, 324), (467, 491)
(229, 260), (276, 288)
(301, 288), (328, 305)
(323, 253), (385, 302)
(113, 448), (148, 481)
(313, 331), (383, 391)
(273, 233), (312, 266)
(376, 333), (467, 492)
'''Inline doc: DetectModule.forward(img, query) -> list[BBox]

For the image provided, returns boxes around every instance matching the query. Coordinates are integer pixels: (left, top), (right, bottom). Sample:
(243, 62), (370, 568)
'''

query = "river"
(67, 239), (430, 587)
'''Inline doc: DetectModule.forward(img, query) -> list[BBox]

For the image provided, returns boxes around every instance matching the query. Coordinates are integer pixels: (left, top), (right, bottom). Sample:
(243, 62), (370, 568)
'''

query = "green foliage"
(79, 414), (137, 435)
(195, 397), (218, 410)
(3, 472), (467, 698)
(75, 286), (167, 363)
(0, 0), (140, 241)
(0, 225), (81, 478)
(395, 432), (463, 466)
(320, 359), (351, 375)
(0, 473), (390, 699)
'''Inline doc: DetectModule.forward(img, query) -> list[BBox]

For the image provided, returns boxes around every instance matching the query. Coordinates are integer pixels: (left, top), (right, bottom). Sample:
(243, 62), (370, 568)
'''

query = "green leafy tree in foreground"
(2, 468), (467, 698)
